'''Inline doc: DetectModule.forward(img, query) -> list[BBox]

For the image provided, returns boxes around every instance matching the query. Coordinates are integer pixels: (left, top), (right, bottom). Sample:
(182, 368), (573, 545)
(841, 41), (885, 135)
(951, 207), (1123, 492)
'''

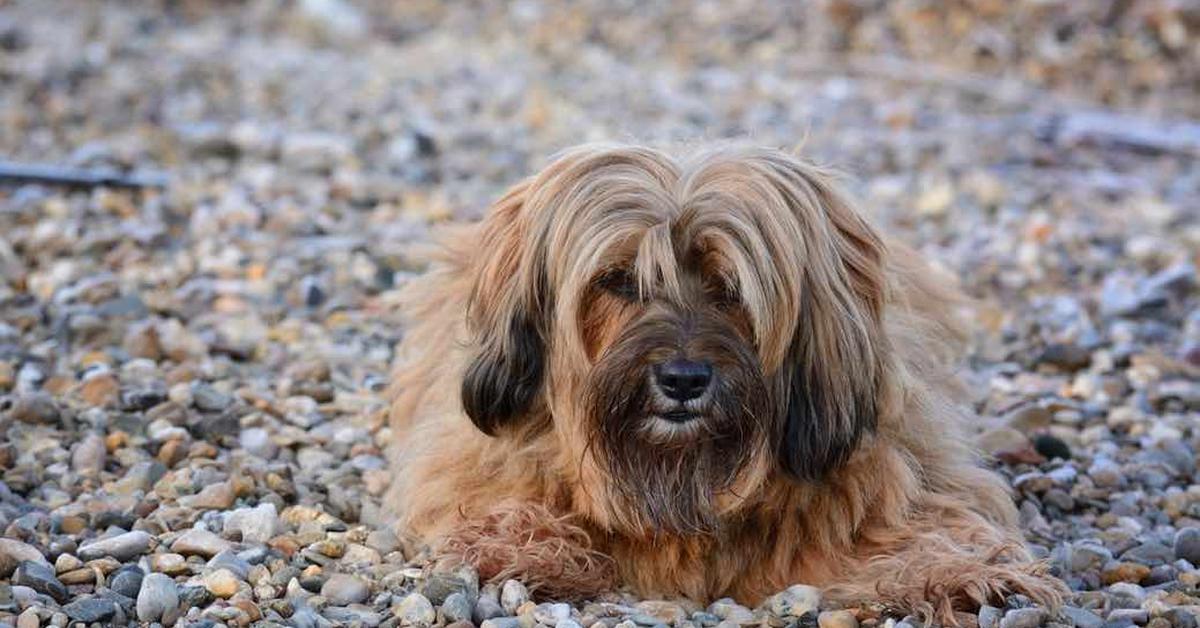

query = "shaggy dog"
(385, 144), (1062, 621)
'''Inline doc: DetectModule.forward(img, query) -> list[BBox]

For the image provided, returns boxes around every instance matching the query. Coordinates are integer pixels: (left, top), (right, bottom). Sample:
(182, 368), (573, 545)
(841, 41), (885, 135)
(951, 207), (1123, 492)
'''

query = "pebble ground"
(0, 2), (1197, 628)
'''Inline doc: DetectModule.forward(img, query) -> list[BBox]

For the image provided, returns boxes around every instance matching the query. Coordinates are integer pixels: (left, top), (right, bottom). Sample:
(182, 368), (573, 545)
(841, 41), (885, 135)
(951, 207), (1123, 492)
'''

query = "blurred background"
(0, 2), (1198, 625)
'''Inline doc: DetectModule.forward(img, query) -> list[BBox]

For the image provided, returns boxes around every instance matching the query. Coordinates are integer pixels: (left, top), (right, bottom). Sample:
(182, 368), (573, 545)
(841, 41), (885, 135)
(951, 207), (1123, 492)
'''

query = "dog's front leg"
(430, 501), (617, 600)
(827, 497), (1065, 624)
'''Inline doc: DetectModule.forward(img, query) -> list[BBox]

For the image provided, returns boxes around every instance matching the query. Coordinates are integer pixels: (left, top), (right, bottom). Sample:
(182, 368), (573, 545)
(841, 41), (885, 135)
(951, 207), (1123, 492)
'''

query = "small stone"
(1061, 606), (1102, 628)
(17, 607), (38, 628)
(636, 601), (687, 625)
(708, 599), (754, 623)
(1164, 608), (1197, 628)
(110, 565), (144, 599)
(769, 585), (821, 617)
(533, 602), (572, 624)
(396, 591), (436, 626)
(179, 584), (213, 608)
(62, 597), (117, 623)
(978, 427), (1032, 454)
(999, 608), (1044, 628)
(1043, 488), (1075, 511)
(54, 553), (82, 573)
(1038, 344), (1091, 371)
(224, 502), (279, 544)
(239, 427), (278, 458)
(1121, 542), (1174, 567)
(1174, 528), (1200, 564)
(71, 431), (107, 475)
(1033, 434), (1072, 460)
(0, 539), (50, 578)
(204, 567), (241, 598)
(366, 529), (400, 555)
(500, 579), (529, 614)
(150, 553), (188, 575)
(207, 550), (251, 580)
(474, 595), (505, 623)
(172, 528), (233, 557)
(979, 605), (1003, 628)
(10, 392), (60, 424)
(191, 382), (232, 411)
(1107, 609), (1148, 624)
(78, 372), (120, 407)
(481, 619), (522, 628)
(818, 610), (858, 628)
(137, 572), (179, 623)
(1101, 561), (1150, 585)
(441, 591), (474, 623)
(322, 573), (370, 605)
(421, 569), (476, 606)
(13, 560), (67, 602)
(1068, 544), (1113, 572)
(1088, 459), (1124, 488)
(180, 481), (236, 510)
(78, 530), (153, 561)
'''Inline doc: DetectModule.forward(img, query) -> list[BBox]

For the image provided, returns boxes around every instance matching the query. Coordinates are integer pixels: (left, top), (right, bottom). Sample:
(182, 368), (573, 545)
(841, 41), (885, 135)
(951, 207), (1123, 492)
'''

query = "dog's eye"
(596, 269), (640, 301)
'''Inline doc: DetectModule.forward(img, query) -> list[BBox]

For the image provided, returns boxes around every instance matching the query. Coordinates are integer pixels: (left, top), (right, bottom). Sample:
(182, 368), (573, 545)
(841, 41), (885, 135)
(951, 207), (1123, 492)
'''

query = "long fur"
(385, 144), (1064, 624)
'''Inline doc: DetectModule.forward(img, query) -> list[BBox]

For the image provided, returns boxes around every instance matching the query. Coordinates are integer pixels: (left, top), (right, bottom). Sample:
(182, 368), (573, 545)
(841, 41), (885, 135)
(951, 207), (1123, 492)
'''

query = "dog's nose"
(653, 359), (713, 402)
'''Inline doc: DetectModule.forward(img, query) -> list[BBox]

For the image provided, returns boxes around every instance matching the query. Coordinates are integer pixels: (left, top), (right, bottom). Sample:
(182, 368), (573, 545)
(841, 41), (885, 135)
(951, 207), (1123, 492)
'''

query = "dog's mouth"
(658, 409), (700, 423)
(639, 406), (711, 444)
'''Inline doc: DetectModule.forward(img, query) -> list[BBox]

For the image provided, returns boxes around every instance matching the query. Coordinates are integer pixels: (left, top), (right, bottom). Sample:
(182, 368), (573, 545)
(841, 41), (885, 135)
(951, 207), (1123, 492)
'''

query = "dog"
(385, 144), (1063, 621)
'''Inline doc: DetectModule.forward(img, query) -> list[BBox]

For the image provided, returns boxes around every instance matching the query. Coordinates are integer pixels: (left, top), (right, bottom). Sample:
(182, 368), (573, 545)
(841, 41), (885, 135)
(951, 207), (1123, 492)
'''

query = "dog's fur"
(385, 144), (1063, 621)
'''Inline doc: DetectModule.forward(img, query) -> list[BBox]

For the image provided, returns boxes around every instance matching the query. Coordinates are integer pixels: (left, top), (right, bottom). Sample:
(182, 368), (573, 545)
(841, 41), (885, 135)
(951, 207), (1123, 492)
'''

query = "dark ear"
(461, 312), (545, 436)
(778, 329), (881, 481)
(753, 151), (888, 481)
(459, 181), (548, 435)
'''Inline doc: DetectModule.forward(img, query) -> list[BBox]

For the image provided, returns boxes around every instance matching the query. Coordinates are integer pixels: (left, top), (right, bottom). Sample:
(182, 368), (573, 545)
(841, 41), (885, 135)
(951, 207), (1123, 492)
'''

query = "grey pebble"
(224, 503), (279, 545)
(109, 565), (144, 599)
(768, 584), (821, 618)
(1000, 608), (1045, 628)
(474, 594), (506, 624)
(136, 572), (179, 623)
(500, 579), (528, 614)
(1173, 528), (1200, 565)
(441, 592), (473, 624)
(1061, 606), (1103, 628)
(171, 528), (233, 557)
(980, 605), (1003, 628)
(191, 382), (232, 411)
(13, 560), (67, 603)
(395, 591), (436, 626)
(206, 550), (251, 580)
(324, 605), (384, 627)
(77, 530), (153, 561)
(62, 596), (117, 623)
(0, 539), (49, 578)
(321, 573), (370, 606)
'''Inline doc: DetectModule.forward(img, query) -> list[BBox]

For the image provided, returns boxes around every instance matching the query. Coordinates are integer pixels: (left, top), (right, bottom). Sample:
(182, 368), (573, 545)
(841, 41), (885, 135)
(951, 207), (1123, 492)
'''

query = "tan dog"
(385, 144), (1062, 621)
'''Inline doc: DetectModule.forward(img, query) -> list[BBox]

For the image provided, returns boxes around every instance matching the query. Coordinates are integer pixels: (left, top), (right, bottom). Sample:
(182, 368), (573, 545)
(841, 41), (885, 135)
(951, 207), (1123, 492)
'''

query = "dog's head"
(461, 144), (890, 535)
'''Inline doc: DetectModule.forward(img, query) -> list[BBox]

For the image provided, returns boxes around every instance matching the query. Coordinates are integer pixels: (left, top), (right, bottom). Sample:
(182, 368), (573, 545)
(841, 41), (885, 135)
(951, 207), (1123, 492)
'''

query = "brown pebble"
(1102, 561), (1151, 585)
(77, 373), (120, 407)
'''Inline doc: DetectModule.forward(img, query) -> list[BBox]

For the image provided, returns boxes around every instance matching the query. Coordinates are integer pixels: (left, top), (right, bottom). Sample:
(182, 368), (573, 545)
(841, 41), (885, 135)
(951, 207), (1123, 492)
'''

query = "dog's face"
(461, 145), (889, 535)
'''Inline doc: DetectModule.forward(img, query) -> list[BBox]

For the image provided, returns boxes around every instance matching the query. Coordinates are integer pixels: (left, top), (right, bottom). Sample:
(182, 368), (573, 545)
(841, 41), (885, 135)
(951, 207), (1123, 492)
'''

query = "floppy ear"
(755, 152), (889, 481)
(460, 181), (549, 436)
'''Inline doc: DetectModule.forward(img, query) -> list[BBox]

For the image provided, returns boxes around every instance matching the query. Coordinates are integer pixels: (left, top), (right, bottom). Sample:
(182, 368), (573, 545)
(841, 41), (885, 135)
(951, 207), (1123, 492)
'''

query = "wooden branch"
(0, 161), (168, 189)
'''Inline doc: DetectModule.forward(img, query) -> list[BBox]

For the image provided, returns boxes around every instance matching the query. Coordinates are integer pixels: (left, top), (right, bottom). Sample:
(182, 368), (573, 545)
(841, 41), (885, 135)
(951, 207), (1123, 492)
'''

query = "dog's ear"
(460, 181), (549, 436)
(753, 152), (889, 481)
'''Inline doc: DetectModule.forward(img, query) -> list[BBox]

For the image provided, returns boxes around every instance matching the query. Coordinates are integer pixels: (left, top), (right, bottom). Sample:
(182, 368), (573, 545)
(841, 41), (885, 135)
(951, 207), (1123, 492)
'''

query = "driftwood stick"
(0, 161), (168, 189)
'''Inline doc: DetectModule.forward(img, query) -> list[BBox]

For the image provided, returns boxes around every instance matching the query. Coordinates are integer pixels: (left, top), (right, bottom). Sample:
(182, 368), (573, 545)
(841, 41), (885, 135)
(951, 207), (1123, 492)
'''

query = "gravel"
(0, 1), (1197, 627)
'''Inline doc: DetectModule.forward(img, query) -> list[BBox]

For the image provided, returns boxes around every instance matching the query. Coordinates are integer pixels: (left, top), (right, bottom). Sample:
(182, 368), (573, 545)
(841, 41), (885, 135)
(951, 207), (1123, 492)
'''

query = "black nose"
(653, 359), (713, 402)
